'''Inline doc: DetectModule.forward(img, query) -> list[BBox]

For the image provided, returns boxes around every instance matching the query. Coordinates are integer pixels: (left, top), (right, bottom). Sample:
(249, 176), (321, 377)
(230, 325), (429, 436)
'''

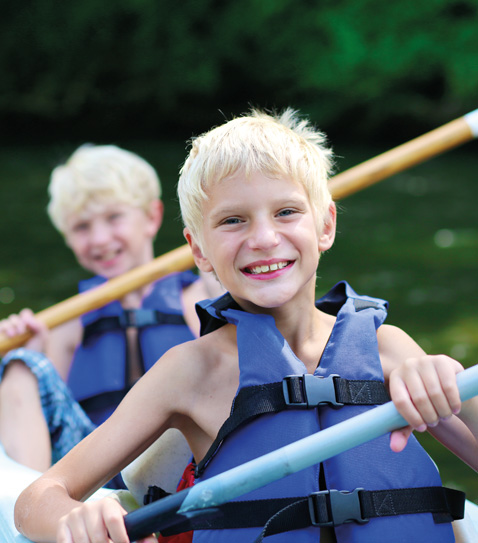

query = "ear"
(184, 227), (214, 273)
(146, 199), (164, 238)
(318, 202), (337, 252)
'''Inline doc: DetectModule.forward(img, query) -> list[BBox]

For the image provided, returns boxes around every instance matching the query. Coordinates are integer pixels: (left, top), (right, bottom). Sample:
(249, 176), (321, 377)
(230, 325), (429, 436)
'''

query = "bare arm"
(0, 313), (81, 471)
(0, 311), (81, 471)
(14, 341), (196, 543)
(379, 324), (478, 471)
(0, 309), (81, 379)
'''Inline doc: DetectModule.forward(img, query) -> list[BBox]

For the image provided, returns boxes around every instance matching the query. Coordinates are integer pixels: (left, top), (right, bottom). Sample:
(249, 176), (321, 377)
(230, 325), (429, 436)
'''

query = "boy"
(0, 144), (219, 479)
(14, 110), (478, 543)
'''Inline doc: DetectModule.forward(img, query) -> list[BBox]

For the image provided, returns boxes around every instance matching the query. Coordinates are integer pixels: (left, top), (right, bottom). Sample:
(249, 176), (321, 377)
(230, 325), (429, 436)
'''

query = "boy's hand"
(56, 497), (156, 543)
(388, 354), (463, 452)
(0, 308), (48, 352)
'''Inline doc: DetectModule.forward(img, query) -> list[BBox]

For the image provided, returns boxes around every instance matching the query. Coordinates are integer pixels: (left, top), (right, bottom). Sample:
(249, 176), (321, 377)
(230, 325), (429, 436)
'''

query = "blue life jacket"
(67, 270), (198, 426)
(187, 281), (460, 543)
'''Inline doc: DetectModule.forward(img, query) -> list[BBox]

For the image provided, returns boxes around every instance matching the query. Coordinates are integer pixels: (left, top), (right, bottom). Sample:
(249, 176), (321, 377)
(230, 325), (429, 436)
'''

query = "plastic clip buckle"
(283, 374), (342, 407)
(120, 309), (137, 328)
(120, 309), (156, 328)
(309, 489), (368, 527)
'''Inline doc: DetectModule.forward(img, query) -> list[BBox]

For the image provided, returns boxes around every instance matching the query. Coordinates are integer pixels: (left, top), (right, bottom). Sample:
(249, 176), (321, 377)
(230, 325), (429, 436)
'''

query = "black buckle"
(309, 489), (368, 527)
(282, 374), (342, 407)
(120, 309), (138, 328)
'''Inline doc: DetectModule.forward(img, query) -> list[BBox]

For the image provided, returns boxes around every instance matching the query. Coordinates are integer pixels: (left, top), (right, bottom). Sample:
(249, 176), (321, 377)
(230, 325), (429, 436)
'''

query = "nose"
(89, 220), (112, 245)
(246, 217), (280, 251)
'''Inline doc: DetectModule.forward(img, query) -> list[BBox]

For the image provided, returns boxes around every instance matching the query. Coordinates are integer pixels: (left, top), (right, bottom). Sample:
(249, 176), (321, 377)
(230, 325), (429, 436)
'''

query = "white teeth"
(97, 250), (117, 261)
(249, 261), (289, 274)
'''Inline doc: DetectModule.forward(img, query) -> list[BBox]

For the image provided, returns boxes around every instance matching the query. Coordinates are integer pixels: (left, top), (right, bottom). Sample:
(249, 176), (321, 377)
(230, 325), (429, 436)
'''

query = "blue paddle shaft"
(179, 364), (478, 513)
(124, 365), (478, 540)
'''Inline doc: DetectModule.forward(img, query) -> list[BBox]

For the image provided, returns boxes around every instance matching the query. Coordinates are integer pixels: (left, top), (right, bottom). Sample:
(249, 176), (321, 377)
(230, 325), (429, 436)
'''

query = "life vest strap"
(82, 310), (187, 343)
(158, 486), (465, 538)
(255, 486), (465, 541)
(283, 374), (390, 408)
(196, 375), (390, 477)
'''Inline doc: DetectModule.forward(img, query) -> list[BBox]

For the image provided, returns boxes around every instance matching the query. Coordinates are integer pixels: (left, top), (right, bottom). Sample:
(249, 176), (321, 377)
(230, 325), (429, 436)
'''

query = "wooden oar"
(329, 108), (478, 199)
(124, 364), (478, 540)
(0, 245), (194, 353)
(1, 109), (477, 354)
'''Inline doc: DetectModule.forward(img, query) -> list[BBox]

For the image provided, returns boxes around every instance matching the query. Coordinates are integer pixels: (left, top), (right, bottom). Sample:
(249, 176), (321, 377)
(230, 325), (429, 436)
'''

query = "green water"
(1, 140), (477, 500)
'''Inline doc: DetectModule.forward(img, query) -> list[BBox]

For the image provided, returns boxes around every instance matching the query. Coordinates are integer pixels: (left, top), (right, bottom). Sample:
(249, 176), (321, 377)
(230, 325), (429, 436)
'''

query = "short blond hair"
(47, 144), (161, 234)
(178, 109), (334, 249)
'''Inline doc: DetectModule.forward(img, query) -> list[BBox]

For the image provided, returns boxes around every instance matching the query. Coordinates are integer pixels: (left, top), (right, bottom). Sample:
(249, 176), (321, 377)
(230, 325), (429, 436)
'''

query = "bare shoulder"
(377, 324), (425, 381)
(160, 324), (236, 369)
(145, 323), (238, 407)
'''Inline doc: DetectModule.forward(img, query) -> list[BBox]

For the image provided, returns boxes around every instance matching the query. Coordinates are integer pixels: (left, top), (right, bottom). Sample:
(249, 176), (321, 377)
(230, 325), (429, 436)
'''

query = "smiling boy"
(0, 145), (218, 477)
(15, 110), (478, 543)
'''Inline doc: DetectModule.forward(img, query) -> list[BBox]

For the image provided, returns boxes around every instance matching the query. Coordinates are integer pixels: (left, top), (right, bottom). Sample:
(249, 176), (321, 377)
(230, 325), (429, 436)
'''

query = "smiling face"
(63, 200), (162, 279)
(186, 171), (336, 314)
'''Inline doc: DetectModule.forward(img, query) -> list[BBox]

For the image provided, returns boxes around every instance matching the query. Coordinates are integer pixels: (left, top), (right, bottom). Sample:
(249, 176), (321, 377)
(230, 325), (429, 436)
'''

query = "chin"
(90, 263), (125, 279)
(244, 294), (291, 312)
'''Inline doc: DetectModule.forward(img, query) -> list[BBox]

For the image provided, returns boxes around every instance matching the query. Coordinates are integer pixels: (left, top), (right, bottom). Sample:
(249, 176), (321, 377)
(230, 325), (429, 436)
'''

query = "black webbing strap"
(83, 309), (187, 343)
(160, 487), (465, 538)
(284, 374), (391, 407)
(196, 374), (390, 477)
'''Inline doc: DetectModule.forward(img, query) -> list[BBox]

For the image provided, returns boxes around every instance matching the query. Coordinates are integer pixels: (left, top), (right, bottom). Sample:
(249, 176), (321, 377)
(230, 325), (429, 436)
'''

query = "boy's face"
(63, 200), (162, 278)
(187, 171), (335, 313)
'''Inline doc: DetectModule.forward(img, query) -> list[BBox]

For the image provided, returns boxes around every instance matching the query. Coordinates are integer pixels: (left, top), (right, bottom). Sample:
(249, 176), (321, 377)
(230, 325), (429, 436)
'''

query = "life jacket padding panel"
(67, 270), (198, 425)
(192, 281), (455, 543)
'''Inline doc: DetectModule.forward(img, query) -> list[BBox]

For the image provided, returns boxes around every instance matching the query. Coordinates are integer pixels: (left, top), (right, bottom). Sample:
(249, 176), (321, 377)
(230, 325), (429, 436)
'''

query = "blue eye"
(108, 213), (123, 221)
(277, 209), (295, 217)
(72, 222), (89, 232)
(223, 217), (242, 225)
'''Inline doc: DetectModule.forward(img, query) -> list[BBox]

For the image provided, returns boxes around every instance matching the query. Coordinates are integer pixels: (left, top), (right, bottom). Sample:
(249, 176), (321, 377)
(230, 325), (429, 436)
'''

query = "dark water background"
(1, 140), (477, 500)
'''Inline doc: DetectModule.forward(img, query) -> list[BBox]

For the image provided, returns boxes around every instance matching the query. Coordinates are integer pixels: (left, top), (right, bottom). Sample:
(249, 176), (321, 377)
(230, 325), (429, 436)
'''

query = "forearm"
(15, 477), (81, 542)
(427, 396), (478, 472)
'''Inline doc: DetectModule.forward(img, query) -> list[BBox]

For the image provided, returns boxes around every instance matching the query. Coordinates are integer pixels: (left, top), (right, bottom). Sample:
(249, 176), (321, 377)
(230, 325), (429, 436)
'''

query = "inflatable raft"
(0, 444), (115, 543)
(2, 441), (478, 542)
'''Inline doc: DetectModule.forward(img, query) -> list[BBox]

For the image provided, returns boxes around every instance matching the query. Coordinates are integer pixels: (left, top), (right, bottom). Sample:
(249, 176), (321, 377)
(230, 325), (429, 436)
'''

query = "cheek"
(73, 247), (89, 264)
(65, 237), (85, 259)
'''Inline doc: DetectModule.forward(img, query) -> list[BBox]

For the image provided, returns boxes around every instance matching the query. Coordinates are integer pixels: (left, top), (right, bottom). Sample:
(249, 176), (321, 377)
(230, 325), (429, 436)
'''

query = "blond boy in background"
(0, 145), (220, 484)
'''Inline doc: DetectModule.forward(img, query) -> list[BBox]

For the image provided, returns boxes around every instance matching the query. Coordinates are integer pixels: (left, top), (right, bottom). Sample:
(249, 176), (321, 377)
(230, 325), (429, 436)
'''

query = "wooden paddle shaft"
(328, 114), (476, 199)
(0, 111), (476, 353)
(0, 245), (195, 352)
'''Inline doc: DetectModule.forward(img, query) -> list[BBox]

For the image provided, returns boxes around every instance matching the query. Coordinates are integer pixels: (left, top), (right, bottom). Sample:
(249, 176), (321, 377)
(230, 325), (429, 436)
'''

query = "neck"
(118, 246), (156, 307)
(283, 305), (335, 374)
(233, 281), (332, 372)
(120, 283), (153, 308)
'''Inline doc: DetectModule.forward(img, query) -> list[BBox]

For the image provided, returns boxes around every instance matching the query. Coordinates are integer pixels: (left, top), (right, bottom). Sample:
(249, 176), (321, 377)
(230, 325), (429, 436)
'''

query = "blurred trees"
(1, 0), (477, 141)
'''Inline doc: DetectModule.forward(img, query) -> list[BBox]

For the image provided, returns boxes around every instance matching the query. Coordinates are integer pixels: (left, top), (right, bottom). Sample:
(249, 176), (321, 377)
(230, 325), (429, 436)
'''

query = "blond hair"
(178, 109), (334, 249)
(47, 144), (161, 234)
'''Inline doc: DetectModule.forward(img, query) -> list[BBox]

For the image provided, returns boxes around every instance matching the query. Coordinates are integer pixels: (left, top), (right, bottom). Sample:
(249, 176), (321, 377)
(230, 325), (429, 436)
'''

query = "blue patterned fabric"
(0, 348), (95, 463)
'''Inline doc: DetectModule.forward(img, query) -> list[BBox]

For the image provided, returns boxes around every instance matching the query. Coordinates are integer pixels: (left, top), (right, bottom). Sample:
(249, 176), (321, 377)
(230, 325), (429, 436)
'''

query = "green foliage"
(1, 0), (477, 139)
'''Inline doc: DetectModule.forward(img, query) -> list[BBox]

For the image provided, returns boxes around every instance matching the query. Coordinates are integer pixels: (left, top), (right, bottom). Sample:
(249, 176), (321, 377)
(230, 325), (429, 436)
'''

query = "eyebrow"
(209, 205), (241, 220)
